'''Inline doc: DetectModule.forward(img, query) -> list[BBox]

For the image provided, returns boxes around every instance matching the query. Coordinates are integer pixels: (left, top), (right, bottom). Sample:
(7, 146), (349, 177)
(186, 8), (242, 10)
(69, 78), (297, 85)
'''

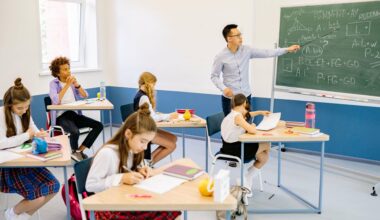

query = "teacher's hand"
(287, 45), (301, 53)
(223, 87), (233, 97)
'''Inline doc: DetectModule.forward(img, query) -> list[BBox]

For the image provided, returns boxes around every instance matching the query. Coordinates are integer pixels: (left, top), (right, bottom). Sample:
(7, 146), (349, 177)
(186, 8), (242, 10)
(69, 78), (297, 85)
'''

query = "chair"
(120, 103), (152, 160)
(44, 97), (94, 154)
(206, 112), (263, 191)
(73, 157), (93, 220)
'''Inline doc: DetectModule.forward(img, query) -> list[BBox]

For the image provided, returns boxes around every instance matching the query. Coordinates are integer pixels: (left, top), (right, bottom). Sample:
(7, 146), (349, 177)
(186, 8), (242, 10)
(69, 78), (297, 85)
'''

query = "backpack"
(216, 185), (250, 220)
(61, 174), (89, 220)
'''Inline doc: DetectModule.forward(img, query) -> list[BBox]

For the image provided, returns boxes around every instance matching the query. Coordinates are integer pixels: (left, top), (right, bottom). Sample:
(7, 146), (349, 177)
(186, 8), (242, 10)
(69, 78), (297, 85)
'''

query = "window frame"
(39, 0), (87, 70)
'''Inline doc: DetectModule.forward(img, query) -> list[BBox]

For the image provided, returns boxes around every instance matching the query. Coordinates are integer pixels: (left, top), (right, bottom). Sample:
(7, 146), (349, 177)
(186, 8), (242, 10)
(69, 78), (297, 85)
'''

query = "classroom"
(0, 0), (379, 219)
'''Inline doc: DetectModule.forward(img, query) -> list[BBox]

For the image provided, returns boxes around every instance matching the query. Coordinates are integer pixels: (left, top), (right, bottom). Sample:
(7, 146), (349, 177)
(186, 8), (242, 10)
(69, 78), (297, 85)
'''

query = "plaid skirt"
(95, 211), (181, 220)
(0, 167), (60, 200)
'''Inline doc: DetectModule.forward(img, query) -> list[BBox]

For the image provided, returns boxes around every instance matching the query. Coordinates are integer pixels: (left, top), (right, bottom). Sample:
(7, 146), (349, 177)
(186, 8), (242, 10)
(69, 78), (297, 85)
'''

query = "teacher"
(211, 24), (300, 115)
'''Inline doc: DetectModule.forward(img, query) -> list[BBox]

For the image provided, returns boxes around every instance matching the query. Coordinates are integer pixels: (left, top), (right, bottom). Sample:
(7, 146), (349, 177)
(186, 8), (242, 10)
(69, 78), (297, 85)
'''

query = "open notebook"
(256, 112), (281, 131)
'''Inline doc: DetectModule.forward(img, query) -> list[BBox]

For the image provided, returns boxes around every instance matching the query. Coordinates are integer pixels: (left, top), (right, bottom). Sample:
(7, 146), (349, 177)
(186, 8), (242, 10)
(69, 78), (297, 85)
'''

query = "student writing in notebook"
(221, 93), (270, 197)
(49, 57), (103, 161)
(0, 78), (60, 220)
(133, 72), (178, 165)
(86, 103), (181, 219)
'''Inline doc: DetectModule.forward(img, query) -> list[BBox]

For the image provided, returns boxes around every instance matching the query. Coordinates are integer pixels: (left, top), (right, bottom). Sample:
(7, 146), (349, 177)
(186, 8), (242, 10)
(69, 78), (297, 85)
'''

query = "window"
(39, 0), (98, 72)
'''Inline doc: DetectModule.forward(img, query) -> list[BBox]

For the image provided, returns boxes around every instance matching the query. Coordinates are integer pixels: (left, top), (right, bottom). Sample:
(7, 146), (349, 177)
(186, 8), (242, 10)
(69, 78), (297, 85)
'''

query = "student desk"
(238, 126), (329, 214)
(47, 99), (114, 143)
(156, 116), (209, 171)
(82, 158), (236, 220)
(0, 135), (72, 220)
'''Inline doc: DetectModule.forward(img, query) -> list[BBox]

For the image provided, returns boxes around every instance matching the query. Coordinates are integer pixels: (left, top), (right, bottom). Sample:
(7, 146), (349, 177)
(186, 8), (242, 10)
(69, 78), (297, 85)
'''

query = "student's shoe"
(71, 152), (84, 162)
(80, 151), (88, 159)
(227, 161), (238, 167)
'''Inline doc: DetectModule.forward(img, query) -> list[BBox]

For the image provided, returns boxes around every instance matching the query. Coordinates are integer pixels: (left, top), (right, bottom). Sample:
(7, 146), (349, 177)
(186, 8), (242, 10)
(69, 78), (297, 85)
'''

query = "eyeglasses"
(228, 33), (242, 38)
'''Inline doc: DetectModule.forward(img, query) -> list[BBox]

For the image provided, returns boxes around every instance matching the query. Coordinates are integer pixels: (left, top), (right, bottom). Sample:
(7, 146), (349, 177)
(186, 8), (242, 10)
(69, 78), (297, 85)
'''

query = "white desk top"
(47, 99), (114, 110)
(82, 158), (236, 211)
(239, 125), (329, 143)
(0, 135), (71, 167)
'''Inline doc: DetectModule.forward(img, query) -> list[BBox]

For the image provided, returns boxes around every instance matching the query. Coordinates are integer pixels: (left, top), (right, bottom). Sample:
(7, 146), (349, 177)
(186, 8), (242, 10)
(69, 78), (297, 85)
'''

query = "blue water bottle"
(305, 102), (315, 128)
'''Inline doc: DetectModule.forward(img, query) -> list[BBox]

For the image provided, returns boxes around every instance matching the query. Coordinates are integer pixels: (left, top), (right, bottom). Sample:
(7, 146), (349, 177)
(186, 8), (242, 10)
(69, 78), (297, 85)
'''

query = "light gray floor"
(1, 127), (379, 220)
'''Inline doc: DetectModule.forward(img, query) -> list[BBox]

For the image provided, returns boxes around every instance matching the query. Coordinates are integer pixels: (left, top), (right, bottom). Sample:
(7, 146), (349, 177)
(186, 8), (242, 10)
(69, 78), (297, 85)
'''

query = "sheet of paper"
(0, 150), (24, 164)
(134, 174), (187, 194)
(7, 144), (33, 153)
(256, 112), (281, 131)
(62, 100), (86, 106)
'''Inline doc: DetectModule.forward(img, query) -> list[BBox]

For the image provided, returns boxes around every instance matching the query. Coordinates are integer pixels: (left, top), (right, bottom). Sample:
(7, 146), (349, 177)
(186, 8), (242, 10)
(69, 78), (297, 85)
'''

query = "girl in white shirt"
(0, 78), (59, 220)
(133, 72), (178, 165)
(221, 93), (270, 193)
(86, 103), (181, 219)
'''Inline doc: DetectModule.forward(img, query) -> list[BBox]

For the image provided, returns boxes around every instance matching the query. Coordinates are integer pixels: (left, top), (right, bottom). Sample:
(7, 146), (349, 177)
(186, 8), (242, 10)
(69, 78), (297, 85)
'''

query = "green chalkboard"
(276, 1), (380, 97)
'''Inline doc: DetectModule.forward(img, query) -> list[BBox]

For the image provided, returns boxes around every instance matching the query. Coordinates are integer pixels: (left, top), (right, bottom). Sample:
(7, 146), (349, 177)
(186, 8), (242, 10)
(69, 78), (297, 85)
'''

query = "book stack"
(163, 164), (205, 180)
(291, 126), (321, 136)
(285, 121), (306, 128)
(26, 150), (63, 161)
(45, 138), (62, 151)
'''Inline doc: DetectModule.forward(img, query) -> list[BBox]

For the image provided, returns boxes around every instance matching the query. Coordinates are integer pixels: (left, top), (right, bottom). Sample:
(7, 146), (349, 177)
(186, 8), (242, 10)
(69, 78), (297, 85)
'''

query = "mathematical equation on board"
(277, 2), (380, 97)
(279, 7), (380, 89)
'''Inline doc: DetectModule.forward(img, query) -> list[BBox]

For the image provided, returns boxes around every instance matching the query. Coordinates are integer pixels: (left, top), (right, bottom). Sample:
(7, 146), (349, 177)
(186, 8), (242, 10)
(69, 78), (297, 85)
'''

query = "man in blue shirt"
(211, 24), (300, 116)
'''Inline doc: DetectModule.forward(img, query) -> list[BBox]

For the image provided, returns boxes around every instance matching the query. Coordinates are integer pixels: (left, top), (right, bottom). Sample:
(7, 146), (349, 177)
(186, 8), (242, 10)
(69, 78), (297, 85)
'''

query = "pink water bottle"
(305, 102), (315, 128)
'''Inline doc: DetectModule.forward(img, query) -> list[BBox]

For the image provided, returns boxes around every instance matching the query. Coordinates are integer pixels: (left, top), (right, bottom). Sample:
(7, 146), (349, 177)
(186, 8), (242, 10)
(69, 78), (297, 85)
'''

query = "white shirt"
(86, 144), (142, 193)
(0, 106), (39, 150)
(138, 95), (170, 122)
(57, 82), (77, 117)
(221, 110), (246, 143)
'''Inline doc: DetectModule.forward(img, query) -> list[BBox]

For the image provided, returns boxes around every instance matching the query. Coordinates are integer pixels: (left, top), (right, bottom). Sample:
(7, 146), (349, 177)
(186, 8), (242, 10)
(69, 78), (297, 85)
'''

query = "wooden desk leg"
(63, 167), (71, 220)
(90, 210), (95, 220)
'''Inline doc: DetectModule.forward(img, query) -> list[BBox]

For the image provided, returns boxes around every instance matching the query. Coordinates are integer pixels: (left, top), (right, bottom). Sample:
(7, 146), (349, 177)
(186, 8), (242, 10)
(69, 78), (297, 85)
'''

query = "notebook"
(291, 127), (320, 135)
(163, 164), (204, 180)
(0, 150), (24, 164)
(26, 150), (63, 161)
(134, 174), (187, 194)
(256, 112), (281, 131)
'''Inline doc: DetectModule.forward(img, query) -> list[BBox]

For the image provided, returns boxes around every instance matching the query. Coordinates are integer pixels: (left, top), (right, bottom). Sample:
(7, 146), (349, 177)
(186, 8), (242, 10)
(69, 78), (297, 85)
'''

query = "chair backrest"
(73, 157), (93, 194)
(44, 96), (52, 129)
(120, 103), (135, 122)
(44, 96), (52, 112)
(206, 112), (225, 137)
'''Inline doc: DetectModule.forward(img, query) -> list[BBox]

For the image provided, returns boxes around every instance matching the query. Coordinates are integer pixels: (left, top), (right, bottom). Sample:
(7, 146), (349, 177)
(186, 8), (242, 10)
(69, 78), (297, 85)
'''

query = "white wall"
(0, 0), (109, 97)
(105, 0), (378, 107)
(105, 0), (254, 94)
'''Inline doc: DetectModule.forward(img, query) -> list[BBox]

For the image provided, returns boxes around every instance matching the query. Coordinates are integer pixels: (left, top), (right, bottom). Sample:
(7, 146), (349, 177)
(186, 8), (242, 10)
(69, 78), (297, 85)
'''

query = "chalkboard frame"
(274, 1), (380, 104)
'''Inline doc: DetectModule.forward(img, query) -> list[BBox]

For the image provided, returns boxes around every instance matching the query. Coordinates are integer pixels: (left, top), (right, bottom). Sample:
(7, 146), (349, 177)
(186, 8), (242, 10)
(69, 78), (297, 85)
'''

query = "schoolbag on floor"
(61, 174), (89, 220)
(216, 185), (250, 220)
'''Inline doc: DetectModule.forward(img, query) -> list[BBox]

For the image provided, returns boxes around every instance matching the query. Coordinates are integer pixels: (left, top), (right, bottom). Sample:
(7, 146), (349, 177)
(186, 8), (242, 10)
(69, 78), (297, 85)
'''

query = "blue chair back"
(73, 158), (93, 194)
(120, 103), (134, 121)
(206, 112), (225, 137)
(120, 103), (152, 160)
